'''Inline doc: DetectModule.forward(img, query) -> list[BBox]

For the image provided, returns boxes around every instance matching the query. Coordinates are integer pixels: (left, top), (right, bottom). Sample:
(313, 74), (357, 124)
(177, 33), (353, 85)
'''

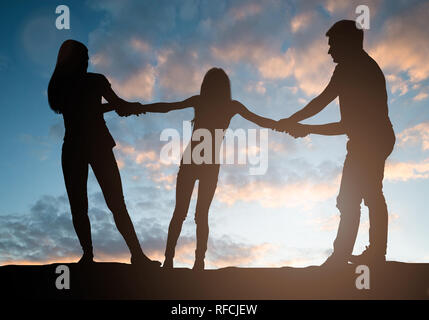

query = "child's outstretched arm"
(131, 95), (200, 115)
(233, 100), (277, 129)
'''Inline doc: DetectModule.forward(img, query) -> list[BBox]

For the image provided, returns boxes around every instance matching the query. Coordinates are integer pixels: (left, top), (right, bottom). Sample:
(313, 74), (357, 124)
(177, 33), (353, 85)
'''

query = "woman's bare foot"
(131, 254), (161, 268)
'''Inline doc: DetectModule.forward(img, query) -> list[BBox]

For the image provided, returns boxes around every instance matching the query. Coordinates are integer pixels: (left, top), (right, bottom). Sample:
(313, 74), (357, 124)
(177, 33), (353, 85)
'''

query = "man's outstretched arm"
(277, 77), (338, 130)
(289, 121), (345, 138)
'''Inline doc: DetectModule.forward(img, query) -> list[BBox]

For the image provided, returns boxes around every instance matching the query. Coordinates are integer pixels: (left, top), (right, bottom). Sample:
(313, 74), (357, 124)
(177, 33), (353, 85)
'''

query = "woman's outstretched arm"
(233, 100), (277, 129)
(100, 103), (116, 114)
(102, 84), (144, 116)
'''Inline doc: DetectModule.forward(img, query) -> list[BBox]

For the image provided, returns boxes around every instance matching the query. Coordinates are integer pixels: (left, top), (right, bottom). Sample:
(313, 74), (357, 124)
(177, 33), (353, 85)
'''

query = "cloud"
(87, 0), (338, 100)
(324, 0), (350, 14)
(288, 39), (333, 95)
(397, 122), (429, 151)
(211, 42), (265, 66)
(309, 211), (400, 235)
(130, 38), (151, 53)
(156, 47), (209, 98)
(413, 92), (428, 101)
(207, 239), (274, 268)
(90, 52), (111, 68)
(369, 2), (429, 84)
(0, 193), (282, 268)
(246, 81), (266, 95)
(324, 0), (383, 17)
(257, 49), (295, 80)
(386, 74), (409, 96)
(108, 64), (156, 100)
(0, 195), (81, 264)
(229, 2), (263, 21)
(0, 193), (167, 265)
(310, 213), (340, 232)
(216, 174), (340, 209)
(291, 12), (313, 33)
(385, 158), (429, 182)
(212, 36), (332, 96)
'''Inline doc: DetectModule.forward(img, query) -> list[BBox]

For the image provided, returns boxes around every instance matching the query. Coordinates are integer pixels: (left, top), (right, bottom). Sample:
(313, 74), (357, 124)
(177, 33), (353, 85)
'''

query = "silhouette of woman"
(48, 39), (159, 267)
(127, 68), (276, 270)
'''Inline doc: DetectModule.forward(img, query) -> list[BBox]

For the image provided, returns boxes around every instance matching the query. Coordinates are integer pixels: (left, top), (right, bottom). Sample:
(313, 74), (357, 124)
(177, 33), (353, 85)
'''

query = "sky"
(0, 0), (429, 268)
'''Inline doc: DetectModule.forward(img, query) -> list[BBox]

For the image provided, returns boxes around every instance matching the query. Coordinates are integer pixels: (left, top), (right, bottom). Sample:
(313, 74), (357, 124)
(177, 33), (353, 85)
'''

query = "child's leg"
(164, 166), (196, 263)
(194, 167), (219, 266)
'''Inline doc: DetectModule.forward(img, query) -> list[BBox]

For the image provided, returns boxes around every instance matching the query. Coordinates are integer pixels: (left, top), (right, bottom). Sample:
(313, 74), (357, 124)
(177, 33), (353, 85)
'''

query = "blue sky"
(1, 0), (429, 267)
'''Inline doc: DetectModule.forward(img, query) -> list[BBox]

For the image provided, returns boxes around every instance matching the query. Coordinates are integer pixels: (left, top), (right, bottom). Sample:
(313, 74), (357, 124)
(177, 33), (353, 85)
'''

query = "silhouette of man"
(277, 20), (395, 266)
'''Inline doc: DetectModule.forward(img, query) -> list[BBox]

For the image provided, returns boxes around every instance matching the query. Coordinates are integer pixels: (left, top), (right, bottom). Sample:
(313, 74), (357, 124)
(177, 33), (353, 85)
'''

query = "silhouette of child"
(48, 39), (160, 268)
(128, 68), (277, 270)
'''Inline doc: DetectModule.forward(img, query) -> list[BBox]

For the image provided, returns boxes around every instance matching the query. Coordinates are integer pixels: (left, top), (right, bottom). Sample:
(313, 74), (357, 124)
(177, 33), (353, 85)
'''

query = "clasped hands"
(115, 102), (145, 117)
(273, 118), (309, 138)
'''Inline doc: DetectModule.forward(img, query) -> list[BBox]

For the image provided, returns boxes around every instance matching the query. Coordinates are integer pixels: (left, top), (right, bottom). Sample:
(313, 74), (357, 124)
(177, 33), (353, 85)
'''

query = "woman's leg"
(193, 167), (219, 270)
(62, 144), (93, 261)
(89, 147), (150, 263)
(164, 166), (196, 267)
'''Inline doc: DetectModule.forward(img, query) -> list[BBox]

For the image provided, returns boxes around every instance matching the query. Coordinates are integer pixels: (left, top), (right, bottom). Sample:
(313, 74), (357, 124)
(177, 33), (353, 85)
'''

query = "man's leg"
(350, 155), (390, 264)
(323, 149), (363, 266)
(367, 191), (388, 255)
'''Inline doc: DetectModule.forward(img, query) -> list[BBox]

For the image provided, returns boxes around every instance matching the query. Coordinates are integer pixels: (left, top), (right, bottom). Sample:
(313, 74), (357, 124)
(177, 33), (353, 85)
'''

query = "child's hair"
(200, 67), (231, 102)
(48, 39), (88, 114)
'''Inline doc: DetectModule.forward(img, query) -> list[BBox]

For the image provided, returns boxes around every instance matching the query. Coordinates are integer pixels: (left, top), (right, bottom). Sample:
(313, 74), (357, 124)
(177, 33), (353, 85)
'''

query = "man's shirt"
(330, 51), (394, 143)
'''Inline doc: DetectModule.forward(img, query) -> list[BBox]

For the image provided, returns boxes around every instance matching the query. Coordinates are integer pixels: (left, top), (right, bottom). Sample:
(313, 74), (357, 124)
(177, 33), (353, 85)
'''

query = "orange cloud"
(369, 2), (429, 84)
(413, 92), (428, 101)
(108, 64), (155, 100)
(130, 38), (151, 53)
(257, 49), (295, 79)
(385, 158), (429, 181)
(397, 122), (429, 151)
(291, 12), (313, 33)
(324, 0), (382, 16)
(156, 48), (209, 96)
(216, 176), (340, 209)
(386, 74), (409, 96)
(115, 142), (162, 168)
(212, 37), (332, 96)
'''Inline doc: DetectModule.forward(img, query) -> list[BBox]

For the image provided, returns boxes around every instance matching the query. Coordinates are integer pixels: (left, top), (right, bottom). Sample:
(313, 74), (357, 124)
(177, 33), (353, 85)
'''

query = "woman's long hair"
(48, 40), (88, 114)
(200, 67), (231, 102)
